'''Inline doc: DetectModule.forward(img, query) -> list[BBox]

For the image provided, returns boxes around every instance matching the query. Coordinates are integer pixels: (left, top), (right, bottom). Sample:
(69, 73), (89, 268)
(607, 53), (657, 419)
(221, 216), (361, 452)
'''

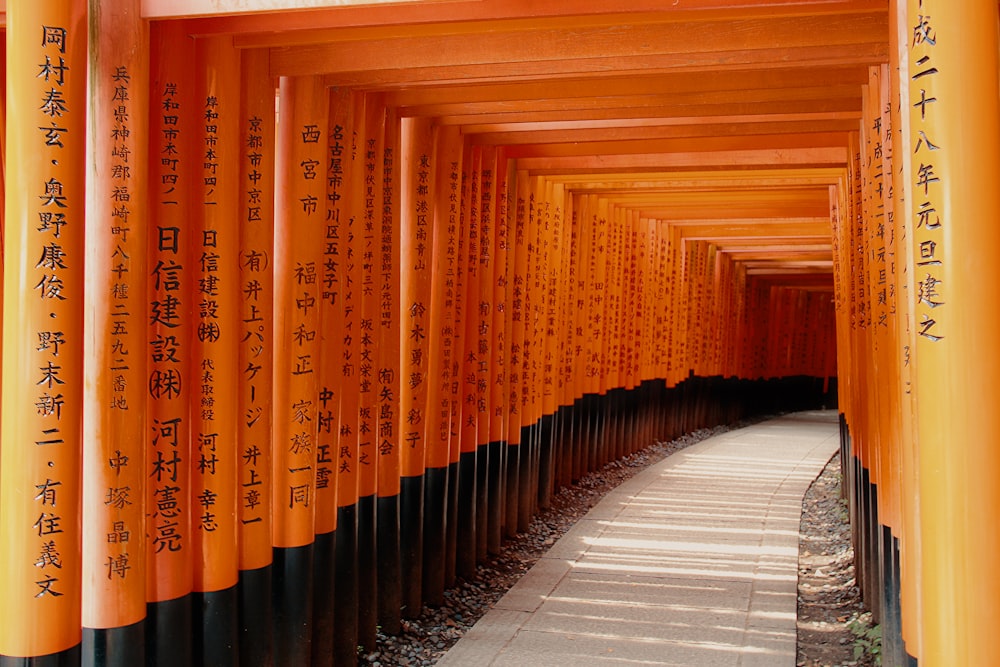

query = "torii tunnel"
(0, 1), (997, 665)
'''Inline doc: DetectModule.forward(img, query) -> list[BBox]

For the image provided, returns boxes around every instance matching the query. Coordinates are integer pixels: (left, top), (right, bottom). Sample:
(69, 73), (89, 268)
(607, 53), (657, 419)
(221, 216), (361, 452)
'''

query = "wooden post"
(237, 47), (276, 667)
(422, 124), (461, 602)
(0, 1), (86, 662)
(375, 103), (403, 635)
(145, 21), (197, 667)
(332, 86), (362, 667)
(399, 115), (435, 618)
(899, 3), (1000, 664)
(82, 1), (149, 663)
(272, 74), (328, 666)
(191, 36), (242, 666)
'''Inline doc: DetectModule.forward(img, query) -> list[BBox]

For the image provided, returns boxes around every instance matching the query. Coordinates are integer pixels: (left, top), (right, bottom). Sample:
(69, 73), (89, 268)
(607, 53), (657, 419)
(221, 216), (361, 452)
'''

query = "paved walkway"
(437, 411), (840, 667)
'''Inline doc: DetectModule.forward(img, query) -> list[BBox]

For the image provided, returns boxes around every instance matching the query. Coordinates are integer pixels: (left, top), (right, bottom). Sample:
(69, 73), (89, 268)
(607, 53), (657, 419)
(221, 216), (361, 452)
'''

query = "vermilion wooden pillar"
(82, 1), (149, 664)
(899, 3), (1000, 664)
(422, 124), (461, 602)
(272, 75), (328, 666)
(237, 47), (275, 667)
(332, 86), (363, 667)
(0, 1), (86, 663)
(191, 36), (242, 666)
(375, 103), (403, 635)
(399, 115), (435, 618)
(145, 21), (196, 667)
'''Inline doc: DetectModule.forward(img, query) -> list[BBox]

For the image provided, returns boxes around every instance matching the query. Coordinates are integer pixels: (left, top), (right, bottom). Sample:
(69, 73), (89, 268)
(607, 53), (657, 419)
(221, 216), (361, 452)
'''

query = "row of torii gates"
(0, 1), (996, 666)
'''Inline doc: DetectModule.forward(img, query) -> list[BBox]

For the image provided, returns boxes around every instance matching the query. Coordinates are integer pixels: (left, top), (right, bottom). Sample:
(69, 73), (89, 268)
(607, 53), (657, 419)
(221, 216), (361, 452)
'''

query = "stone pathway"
(436, 411), (840, 666)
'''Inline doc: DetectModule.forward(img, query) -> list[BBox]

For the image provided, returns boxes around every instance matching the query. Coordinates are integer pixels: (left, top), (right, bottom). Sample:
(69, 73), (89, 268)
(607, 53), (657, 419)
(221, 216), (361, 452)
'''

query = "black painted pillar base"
(356, 494), (378, 653)
(444, 460), (460, 588)
(456, 449), (478, 579)
(401, 474), (425, 618)
(333, 504), (359, 667)
(1, 646), (81, 667)
(377, 494), (402, 635)
(238, 564), (273, 667)
(272, 544), (314, 667)
(537, 414), (554, 510)
(311, 530), (336, 667)
(475, 442), (489, 564)
(503, 443), (520, 539)
(145, 594), (192, 667)
(82, 620), (143, 667)
(422, 467), (448, 605)
(517, 424), (533, 533)
(486, 439), (504, 555)
(194, 585), (238, 666)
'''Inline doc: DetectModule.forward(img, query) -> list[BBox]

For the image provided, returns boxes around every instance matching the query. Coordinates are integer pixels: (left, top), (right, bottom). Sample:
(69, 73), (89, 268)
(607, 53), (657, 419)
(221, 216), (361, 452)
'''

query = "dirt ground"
(796, 455), (876, 667)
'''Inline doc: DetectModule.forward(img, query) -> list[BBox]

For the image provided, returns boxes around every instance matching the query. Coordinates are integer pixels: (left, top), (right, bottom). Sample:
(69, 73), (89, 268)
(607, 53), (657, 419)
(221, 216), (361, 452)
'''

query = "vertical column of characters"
(399, 116), (435, 616)
(539, 181), (564, 493)
(453, 142), (482, 575)
(555, 194), (579, 490)
(905, 3), (1000, 663)
(145, 23), (196, 665)
(273, 76), (327, 548)
(872, 64), (903, 536)
(376, 105), (404, 634)
(440, 136), (466, 584)
(236, 48), (275, 666)
(192, 39), (241, 637)
(0, 3), (85, 660)
(419, 123), (451, 602)
(507, 171), (531, 532)
(886, 8), (919, 658)
(332, 89), (363, 667)
(571, 194), (594, 480)
(355, 93), (383, 652)
(271, 75), (327, 665)
(81, 0), (149, 655)
(476, 148), (499, 554)
(316, 93), (349, 541)
(459, 146), (482, 465)
(310, 86), (349, 665)
(520, 177), (541, 505)
(490, 151), (511, 532)
(477, 149), (495, 452)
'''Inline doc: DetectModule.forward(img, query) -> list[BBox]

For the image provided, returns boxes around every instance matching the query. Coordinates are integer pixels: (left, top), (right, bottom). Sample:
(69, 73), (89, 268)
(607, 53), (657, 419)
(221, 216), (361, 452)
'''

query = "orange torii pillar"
(489, 150), (512, 549)
(537, 180), (565, 508)
(375, 104), (403, 635)
(504, 170), (530, 535)
(355, 92), (383, 651)
(0, 2), (86, 663)
(311, 84), (348, 663)
(898, 2), (1000, 664)
(237, 48), (276, 667)
(82, 1), (148, 663)
(332, 86), (364, 667)
(422, 125), (462, 601)
(554, 192), (580, 491)
(439, 130), (466, 586)
(399, 116), (435, 617)
(272, 75), (328, 665)
(146, 21), (197, 667)
(189, 36), (243, 666)
(886, 2), (921, 660)
(480, 147), (504, 555)
(454, 143), (480, 576)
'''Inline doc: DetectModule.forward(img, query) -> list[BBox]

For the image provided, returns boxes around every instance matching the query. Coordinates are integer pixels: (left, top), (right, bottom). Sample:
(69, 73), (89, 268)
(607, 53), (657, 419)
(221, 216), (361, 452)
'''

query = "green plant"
(848, 612), (882, 666)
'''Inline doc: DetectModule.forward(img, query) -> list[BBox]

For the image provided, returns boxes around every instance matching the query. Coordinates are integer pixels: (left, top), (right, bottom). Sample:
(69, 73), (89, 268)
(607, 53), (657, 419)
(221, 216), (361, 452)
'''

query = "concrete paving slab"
(437, 411), (839, 667)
